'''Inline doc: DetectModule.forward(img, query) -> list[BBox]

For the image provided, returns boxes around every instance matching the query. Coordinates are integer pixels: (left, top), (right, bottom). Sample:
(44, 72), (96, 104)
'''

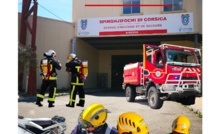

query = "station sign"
(77, 12), (193, 37)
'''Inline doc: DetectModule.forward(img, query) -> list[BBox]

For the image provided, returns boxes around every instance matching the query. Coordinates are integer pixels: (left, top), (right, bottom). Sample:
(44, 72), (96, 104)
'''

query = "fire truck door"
(143, 44), (160, 70)
(143, 44), (165, 82)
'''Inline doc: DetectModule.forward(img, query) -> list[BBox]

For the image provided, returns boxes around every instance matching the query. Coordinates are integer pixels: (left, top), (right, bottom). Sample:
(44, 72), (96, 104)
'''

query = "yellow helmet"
(117, 112), (149, 134)
(78, 103), (108, 128)
(172, 115), (190, 134)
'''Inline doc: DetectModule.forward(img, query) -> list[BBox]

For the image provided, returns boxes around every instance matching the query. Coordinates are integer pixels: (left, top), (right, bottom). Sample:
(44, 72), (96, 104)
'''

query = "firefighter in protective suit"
(65, 53), (85, 107)
(117, 112), (149, 134)
(167, 115), (190, 134)
(71, 103), (118, 134)
(36, 50), (62, 108)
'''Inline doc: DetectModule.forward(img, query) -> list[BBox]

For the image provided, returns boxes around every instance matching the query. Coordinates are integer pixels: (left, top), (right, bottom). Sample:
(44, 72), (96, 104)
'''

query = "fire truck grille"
(188, 85), (194, 88)
(181, 77), (198, 80)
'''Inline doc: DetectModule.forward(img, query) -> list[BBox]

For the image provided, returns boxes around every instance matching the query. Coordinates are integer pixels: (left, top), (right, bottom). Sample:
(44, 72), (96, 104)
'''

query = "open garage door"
(111, 55), (142, 89)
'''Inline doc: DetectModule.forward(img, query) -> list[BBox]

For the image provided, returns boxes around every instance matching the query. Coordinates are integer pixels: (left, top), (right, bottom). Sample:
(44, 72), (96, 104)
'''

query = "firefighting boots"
(76, 100), (85, 107)
(36, 100), (43, 107)
(48, 102), (55, 108)
(66, 102), (75, 108)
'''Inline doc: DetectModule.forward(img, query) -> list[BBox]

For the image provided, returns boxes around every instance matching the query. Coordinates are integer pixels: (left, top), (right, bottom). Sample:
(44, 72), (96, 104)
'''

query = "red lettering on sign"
(144, 17), (167, 21)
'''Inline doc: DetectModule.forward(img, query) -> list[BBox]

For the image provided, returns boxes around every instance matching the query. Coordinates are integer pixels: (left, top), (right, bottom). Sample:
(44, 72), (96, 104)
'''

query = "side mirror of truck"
(195, 51), (201, 64)
(197, 55), (201, 64)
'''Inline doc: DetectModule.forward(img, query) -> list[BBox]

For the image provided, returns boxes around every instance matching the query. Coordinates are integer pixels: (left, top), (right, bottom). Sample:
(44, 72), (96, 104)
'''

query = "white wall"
(18, 13), (74, 90)
(76, 38), (99, 88)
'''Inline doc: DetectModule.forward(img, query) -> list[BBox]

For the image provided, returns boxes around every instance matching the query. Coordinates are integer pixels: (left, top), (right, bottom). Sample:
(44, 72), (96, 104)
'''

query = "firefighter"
(36, 50), (62, 108)
(65, 53), (85, 108)
(117, 112), (149, 134)
(71, 103), (118, 134)
(167, 115), (190, 134)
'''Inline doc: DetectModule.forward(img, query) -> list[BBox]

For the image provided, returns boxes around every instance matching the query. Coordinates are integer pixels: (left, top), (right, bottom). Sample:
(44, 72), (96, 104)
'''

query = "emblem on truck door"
(155, 71), (161, 77)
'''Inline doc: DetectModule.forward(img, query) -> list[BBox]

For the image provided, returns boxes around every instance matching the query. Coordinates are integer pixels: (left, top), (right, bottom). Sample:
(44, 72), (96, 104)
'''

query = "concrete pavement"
(56, 89), (203, 116)
(19, 89), (203, 117)
(18, 89), (202, 134)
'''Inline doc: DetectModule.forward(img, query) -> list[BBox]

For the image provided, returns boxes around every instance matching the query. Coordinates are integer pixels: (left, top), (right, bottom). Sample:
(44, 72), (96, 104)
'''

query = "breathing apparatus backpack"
(41, 59), (51, 80)
(78, 60), (84, 80)
(78, 60), (89, 81)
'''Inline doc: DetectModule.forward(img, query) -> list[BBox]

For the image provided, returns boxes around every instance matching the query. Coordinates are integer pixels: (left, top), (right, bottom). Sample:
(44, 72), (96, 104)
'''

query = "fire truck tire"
(147, 86), (163, 109)
(125, 86), (136, 102)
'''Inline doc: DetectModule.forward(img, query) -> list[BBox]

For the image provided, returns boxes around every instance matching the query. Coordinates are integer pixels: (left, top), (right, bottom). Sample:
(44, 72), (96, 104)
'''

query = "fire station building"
(18, 0), (202, 91)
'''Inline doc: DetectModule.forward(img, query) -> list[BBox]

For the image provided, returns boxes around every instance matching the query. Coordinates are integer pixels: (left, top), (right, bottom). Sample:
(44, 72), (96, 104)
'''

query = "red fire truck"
(122, 44), (202, 109)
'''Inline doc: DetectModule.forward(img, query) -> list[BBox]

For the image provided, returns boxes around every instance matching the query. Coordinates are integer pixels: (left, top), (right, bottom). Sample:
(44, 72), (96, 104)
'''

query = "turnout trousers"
(68, 77), (85, 106)
(37, 80), (57, 104)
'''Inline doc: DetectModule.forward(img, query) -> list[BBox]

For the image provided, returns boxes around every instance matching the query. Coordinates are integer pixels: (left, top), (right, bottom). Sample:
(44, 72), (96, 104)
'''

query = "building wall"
(18, 13), (74, 90)
(73, 0), (122, 20)
(36, 17), (74, 90)
(161, 40), (202, 49)
(73, 0), (202, 34)
(185, 0), (202, 34)
(76, 39), (99, 88)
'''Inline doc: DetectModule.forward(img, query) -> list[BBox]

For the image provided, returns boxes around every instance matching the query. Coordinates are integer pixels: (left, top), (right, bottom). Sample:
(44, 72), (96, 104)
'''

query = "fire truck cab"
(122, 44), (201, 109)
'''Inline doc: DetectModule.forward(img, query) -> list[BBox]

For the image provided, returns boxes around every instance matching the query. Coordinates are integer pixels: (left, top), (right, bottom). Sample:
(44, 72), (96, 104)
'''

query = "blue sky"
(18, 0), (73, 22)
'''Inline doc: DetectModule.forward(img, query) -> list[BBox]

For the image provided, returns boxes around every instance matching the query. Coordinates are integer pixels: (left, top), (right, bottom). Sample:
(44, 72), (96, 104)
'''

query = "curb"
(186, 105), (202, 117)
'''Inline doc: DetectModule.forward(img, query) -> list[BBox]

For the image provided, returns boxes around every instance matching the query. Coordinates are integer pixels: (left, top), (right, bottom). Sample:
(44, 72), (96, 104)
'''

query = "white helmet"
(70, 53), (76, 58)
(68, 53), (76, 61)
(45, 50), (56, 57)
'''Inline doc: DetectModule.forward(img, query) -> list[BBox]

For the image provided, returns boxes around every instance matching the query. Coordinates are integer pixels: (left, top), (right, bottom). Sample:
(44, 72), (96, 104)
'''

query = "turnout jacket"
(71, 123), (118, 134)
(66, 58), (84, 84)
(40, 57), (61, 80)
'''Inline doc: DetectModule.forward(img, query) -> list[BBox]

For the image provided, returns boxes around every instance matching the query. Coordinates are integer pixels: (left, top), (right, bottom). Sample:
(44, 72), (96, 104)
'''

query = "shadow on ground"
(18, 96), (37, 102)
(18, 88), (125, 102)
(86, 89), (125, 97)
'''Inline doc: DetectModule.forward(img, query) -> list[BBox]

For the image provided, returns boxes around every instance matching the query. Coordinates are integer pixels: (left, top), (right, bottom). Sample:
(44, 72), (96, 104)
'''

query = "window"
(147, 55), (152, 63)
(164, 0), (183, 11)
(146, 49), (163, 68)
(123, 0), (140, 14)
(166, 50), (197, 64)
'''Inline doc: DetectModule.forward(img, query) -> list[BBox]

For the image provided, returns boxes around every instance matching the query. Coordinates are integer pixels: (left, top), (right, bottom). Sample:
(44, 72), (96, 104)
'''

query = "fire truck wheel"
(147, 86), (163, 109)
(125, 86), (136, 102)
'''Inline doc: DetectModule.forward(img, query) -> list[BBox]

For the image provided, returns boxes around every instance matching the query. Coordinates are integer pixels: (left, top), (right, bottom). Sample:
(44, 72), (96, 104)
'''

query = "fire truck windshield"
(165, 49), (199, 66)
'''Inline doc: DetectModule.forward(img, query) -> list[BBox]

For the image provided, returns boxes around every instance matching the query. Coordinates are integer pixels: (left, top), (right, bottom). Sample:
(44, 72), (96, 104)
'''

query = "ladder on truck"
(140, 63), (144, 85)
